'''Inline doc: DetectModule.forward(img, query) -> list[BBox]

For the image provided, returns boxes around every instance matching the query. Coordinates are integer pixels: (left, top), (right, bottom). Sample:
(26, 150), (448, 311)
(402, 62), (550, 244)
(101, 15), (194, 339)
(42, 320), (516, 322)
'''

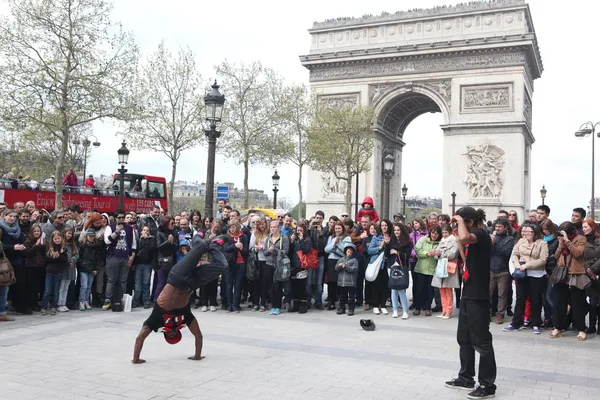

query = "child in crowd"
(77, 228), (102, 311)
(42, 231), (69, 315)
(335, 244), (359, 316)
(356, 197), (380, 223)
(177, 239), (190, 264)
(57, 227), (79, 312)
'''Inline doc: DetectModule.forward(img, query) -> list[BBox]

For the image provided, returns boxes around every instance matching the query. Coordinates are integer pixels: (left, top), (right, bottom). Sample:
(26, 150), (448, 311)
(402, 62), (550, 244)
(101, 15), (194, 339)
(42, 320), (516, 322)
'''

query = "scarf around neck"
(0, 219), (21, 240)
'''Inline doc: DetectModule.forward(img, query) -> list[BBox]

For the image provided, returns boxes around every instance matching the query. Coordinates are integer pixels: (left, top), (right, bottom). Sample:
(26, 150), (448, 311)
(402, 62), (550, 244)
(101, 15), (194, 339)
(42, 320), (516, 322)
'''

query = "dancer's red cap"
(163, 331), (182, 345)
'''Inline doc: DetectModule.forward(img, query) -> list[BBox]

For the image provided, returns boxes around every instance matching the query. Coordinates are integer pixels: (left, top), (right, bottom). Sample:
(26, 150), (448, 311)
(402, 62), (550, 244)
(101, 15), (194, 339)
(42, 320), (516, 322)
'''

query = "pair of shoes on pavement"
(445, 378), (495, 399)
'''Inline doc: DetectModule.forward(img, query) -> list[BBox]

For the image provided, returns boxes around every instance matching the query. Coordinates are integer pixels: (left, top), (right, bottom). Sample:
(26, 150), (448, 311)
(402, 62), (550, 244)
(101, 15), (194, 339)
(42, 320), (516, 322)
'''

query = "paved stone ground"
(1, 300), (599, 400)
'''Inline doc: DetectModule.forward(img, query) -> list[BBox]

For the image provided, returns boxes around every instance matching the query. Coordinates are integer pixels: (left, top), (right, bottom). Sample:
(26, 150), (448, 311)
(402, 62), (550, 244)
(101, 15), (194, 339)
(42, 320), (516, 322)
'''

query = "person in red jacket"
(62, 168), (78, 187)
(356, 197), (379, 223)
(84, 174), (96, 188)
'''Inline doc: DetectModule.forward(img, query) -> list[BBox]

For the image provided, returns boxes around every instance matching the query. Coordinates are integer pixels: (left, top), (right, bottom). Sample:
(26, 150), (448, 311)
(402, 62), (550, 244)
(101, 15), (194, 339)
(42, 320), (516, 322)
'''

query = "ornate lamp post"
(117, 141), (129, 211)
(272, 170), (280, 209)
(203, 80), (225, 218)
(72, 136), (101, 181)
(401, 183), (408, 217)
(575, 122), (600, 219)
(451, 192), (457, 215)
(540, 185), (547, 205)
(383, 153), (394, 219)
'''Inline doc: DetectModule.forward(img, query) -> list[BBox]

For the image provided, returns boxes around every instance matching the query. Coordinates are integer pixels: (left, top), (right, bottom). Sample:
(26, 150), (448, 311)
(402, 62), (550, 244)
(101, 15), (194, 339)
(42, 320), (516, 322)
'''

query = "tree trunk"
(345, 168), (353, 215)
(169, 156), (177, 215)
(54, 123), (69, 210)
(298, 163), (303, 219)
(243, 156), (249, 209)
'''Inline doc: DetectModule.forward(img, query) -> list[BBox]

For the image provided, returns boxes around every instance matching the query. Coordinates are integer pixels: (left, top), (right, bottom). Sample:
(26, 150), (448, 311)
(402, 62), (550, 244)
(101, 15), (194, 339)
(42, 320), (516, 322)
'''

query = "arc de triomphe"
(300, 0), (542, 221)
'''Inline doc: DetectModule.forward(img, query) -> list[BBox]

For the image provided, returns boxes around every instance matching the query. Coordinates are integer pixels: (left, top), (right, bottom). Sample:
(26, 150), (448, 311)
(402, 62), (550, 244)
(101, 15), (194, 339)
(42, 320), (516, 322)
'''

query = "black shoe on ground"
(336, 308), (345, 315)
(467, 385), (495, 399)
(432, 306), (443, 312)
(444, 378), (475, 390)
(327, 304), (336, 311)
(506, 308), (514, 317)
(409, 303), (415, 310)
(315, 304), (324, 310)
(347, 309), (354, 316)
(221, 304), (228, 310)
(587, 327), (597, 334)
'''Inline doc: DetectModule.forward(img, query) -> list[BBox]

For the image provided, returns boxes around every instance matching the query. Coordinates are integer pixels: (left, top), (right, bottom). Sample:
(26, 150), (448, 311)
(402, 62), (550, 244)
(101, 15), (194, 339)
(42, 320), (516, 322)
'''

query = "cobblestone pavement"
(1, 300), (599, 400)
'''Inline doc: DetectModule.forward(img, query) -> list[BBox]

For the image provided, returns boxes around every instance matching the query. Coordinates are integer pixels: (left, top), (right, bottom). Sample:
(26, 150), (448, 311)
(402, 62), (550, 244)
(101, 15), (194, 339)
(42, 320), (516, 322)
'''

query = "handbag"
(447, 261), (457, 274)
(512, 243), (535, 280)
(0, 249), (16, 286)
(297, 247), (319, 269)
(388, 258), (409, 290)
(157, 256), (173, 272)
(246, 250), (259, 281)
(365, 252), (384, 282)
(550, 266), (568, 285)
(435, 258), (449, 279)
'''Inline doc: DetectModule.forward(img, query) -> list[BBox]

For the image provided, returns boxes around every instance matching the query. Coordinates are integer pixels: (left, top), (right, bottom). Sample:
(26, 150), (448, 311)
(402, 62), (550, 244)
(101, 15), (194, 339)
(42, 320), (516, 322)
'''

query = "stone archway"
(300, 0), (542, 221)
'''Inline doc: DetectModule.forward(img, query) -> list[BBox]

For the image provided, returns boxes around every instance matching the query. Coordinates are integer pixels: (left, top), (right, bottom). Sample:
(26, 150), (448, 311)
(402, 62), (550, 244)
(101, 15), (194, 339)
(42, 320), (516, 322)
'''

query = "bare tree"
(307, 104), (375, 213)
(0, 0), (138, 209)
(279, 84), (314, 219)
(215, 60), (288, 208)
(127, 41), (205, 212)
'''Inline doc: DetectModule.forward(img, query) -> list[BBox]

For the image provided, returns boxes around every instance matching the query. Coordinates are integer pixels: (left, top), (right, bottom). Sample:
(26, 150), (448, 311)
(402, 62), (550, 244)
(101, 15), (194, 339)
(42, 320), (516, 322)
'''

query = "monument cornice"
(311, 0), (527, 30)
(441, 121), (534, 144)
(304, 46), (537, 86)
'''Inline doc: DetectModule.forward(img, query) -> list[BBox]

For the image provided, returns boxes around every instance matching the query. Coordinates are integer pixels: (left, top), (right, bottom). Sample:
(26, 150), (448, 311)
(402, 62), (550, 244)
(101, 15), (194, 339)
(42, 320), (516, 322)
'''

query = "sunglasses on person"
(277, 216), (284, 219)
(509, 213), (517, 216)
(341, 214), (349, 218)
(116, 215), (125, 220)
(55, 215), (64, 220)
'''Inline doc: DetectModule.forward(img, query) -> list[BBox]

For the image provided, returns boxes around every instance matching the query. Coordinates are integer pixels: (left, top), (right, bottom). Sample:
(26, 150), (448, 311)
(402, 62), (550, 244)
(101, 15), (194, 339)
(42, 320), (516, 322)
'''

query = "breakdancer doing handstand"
(132, 236), (228, 364)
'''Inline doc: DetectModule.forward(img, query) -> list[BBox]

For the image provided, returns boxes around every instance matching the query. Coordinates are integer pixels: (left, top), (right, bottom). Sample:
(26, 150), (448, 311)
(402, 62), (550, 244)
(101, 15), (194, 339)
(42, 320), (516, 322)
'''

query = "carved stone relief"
(460, 83), (513, 112)
(523, 90), (532, 128)
(310, 50), (527, 81)
(318, 94), (359, 108)
(321, 173), (347, 198)
(463, 143), (505, 198)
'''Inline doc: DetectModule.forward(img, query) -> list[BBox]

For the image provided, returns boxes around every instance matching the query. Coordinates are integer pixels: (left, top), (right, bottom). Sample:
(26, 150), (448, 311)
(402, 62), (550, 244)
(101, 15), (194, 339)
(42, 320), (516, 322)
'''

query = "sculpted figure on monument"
(463, 143), (505, 198)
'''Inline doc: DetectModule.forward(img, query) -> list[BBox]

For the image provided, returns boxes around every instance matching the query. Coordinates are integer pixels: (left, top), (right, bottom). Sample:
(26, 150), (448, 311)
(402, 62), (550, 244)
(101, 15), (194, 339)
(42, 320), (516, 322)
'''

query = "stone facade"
(300, 0), (542, 221)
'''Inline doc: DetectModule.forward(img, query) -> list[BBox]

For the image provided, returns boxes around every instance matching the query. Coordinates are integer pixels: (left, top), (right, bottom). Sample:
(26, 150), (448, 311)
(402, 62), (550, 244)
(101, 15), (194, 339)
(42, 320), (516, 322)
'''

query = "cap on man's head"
(163, 330), (182, 345)
(85, 228), (96, 236)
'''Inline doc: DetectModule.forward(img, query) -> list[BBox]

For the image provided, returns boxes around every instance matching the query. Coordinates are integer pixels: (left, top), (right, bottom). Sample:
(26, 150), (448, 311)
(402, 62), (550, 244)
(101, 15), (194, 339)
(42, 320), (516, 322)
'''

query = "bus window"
(148, 181), (165, 198)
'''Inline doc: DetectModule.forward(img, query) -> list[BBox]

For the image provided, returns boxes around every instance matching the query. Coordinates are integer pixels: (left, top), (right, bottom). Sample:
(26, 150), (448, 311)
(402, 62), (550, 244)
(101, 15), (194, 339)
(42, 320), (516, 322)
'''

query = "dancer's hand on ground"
(188, 355), (206, 361)
(131, 359), (146, 364)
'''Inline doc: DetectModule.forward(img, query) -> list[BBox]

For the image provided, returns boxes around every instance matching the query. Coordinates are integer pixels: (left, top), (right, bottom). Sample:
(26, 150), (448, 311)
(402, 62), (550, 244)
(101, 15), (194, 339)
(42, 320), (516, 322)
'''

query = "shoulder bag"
(388, 256), (409, 290)
(272, 238), (290, 282)
(435, 257), (449, 279)
(297, 240), (319, 269)
(512, 243), (535, 280)
(246, 250), (259, 281)
(365, 252), (384, 282)
(0, 249), (16, 286)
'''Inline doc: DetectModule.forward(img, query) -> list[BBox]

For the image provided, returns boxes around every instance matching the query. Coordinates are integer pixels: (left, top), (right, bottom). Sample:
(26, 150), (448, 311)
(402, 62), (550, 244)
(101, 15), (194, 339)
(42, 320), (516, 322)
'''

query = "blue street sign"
(216, 185), (229, 200)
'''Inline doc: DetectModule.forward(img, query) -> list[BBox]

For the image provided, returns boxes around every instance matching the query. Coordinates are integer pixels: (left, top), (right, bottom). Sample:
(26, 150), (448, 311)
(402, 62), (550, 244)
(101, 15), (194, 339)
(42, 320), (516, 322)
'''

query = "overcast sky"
(4, 0), (598, 222)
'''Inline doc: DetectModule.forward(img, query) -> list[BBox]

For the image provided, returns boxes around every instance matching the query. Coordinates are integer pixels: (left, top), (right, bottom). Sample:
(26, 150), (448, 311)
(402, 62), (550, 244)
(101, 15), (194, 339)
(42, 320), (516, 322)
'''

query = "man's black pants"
(167, 242), (228, 293)
(457, 299), (497, 390)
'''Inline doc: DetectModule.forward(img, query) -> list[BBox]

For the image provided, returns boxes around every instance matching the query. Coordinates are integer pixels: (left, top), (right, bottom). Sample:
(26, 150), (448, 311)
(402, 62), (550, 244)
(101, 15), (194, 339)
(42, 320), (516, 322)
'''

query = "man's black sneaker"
(467, 385), (495, 399)
(506, 308), (514, 317)
(444, 378), (475, 390)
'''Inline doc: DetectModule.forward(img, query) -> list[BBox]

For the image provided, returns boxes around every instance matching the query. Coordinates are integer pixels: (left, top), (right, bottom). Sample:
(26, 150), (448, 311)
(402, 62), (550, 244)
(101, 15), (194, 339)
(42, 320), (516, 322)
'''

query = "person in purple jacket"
(409, 219), (427, 310)
(103, 209), (136, 311)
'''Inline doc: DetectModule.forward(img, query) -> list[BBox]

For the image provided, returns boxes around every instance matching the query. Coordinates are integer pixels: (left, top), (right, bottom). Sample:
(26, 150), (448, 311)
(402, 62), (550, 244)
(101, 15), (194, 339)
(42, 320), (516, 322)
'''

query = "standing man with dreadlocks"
(445, 207), (497, 400)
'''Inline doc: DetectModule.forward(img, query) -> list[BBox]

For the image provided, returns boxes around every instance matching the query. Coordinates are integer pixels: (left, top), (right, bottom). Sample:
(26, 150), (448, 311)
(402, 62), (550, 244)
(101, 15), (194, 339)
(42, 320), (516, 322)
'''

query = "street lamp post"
(575, 122), (600, 219)
(401, 183), (408, 217)
(451, 192), (457, 215)
(203, 80), (226, 219)
(540, 185), (547, 205)
(382, 153), (394, 219)
(272, 170), (280, 209)
(72, 136), (101, 181)
(117, 141), (129, 211)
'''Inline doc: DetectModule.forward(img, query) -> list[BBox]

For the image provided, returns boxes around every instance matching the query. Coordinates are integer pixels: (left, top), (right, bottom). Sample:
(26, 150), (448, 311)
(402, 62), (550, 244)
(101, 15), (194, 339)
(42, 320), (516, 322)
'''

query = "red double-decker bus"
(0, 173), (168, 214)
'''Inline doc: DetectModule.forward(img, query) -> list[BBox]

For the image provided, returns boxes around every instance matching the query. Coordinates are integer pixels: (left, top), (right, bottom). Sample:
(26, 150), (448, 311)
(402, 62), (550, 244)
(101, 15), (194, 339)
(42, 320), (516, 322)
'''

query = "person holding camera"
(503, 223), (548, 334)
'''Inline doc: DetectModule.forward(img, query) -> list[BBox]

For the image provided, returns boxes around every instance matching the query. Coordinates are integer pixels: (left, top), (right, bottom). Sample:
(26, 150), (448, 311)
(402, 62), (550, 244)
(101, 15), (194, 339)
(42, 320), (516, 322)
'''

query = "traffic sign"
(216, 185), (229, 200)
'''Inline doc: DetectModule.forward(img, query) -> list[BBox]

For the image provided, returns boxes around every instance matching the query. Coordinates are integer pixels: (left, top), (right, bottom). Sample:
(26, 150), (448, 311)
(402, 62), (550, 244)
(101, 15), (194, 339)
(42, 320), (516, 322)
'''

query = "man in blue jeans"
(132, 236), (228, 363)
